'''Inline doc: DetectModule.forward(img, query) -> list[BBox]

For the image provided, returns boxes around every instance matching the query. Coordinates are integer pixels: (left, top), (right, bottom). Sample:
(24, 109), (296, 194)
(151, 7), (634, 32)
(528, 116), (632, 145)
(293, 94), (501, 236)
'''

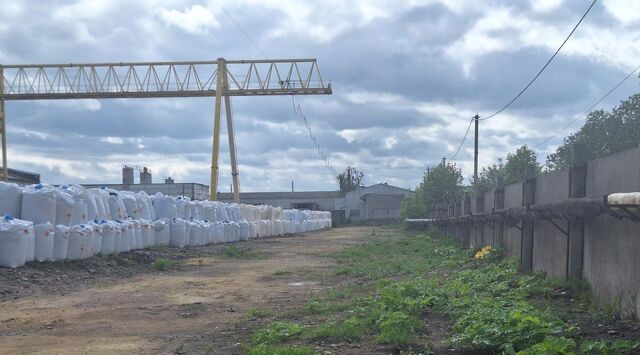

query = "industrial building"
(83, 166), (209, 200)
(6, 168), (40, 185)
(219, 183), (413, 223)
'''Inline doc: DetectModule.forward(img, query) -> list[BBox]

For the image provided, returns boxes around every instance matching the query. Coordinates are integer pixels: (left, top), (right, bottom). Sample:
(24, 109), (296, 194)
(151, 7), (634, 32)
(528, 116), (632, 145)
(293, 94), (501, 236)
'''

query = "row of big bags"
(0, 182), (332, 268)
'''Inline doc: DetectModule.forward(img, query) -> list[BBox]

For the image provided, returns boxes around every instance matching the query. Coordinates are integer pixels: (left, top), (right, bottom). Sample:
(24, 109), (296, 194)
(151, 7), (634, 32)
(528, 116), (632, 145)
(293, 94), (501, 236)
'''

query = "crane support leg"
(0, 99), (7, 181)
(210, 59), (225, 200)
(224, 94), (240, 203)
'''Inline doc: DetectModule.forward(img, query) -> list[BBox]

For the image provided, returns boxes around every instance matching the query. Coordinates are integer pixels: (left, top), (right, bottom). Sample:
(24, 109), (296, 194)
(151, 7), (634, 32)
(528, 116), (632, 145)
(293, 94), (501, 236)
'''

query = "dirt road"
(0, 226), (374, 354)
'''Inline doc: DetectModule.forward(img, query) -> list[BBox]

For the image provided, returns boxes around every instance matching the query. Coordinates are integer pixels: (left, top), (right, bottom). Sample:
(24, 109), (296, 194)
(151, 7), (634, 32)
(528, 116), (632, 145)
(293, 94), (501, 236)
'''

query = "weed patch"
(151, 258), (174, 271)
(246, 308), (272, 320)
(252, 322), (306, 345)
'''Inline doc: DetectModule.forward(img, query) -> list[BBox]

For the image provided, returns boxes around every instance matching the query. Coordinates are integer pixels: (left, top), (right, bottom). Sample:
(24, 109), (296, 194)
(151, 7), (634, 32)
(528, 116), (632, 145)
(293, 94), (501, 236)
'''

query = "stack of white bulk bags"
(140, 219), (154, 248)
(0, 182), (23, 218)
(24, 223), (36, 263)
(21, 184), (56, 225)
(0, 216), (33, 268)
(34, 222), (55, 262)
(169, 218), (187, 248)
(52, 225), (70, 261)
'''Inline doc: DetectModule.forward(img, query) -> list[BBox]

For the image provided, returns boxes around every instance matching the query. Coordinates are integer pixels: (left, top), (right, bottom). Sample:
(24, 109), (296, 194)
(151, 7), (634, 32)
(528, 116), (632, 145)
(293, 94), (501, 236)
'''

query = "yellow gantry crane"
(0, 59), (332, 201)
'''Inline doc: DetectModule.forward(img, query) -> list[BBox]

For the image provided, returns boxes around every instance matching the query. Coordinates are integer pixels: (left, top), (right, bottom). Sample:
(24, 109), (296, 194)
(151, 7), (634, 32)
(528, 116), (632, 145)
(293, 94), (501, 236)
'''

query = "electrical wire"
(218, 5), (269, 59)
(449, 117), (474, 161)
(292, 95), (338, 177)
(532, 62), (640, 148)
(479, 0), (598, 121)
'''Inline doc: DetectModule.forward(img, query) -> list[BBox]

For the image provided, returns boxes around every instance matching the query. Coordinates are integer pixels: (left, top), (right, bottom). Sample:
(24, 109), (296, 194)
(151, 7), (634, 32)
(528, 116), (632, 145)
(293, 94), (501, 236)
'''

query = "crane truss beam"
(0, 59), (331, 100)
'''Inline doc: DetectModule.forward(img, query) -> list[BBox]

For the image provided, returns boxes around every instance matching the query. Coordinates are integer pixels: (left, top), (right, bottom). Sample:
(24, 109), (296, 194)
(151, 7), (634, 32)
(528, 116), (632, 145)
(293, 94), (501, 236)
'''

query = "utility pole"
(291, 181), (294, 192)
(473, 114), (479, 185)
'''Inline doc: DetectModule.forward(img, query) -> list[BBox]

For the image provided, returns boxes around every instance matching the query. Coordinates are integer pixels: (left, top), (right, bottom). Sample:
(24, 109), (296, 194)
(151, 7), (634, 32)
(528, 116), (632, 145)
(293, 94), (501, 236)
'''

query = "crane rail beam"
(0, 59), (331, 100)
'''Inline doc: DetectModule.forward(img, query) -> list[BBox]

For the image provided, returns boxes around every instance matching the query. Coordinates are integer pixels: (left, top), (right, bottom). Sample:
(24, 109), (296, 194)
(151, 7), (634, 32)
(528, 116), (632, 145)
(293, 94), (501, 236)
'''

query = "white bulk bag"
(223, 222), (233, 242)
(81, 225), (95, 259)
(24, 223), (36, 263)
(187, 220), (198, 246)
(91, 223), (103, 255)
(203, 204), (216, 221)
(68, 224), (89, 260)
(213, 222), (224, 244)
(108, 194), (127, 220)
(34, 222), (54, 262)
(0, 216), (32, 268)
(54, 189), (74, 226)
(140, 219), (154, 248)
(83, 192), (100, 221)
(153, 219), (170, 246)
(239, 220), (249, 241)
(0, 182), (23, 218)
(131, 219), (142, 250)
(153, 193), (177, 219)
(135, 193), (154, 220)
(176, 197), (187, 219)
(118, 221), (133, 253)
(52, 225), (70, 261)
(120, 192), (139, 219)
(216, 203), (229, 222)
(21, 184), (56, 224)
(101, 222), (118, 254)
(169, 218), (187, 248)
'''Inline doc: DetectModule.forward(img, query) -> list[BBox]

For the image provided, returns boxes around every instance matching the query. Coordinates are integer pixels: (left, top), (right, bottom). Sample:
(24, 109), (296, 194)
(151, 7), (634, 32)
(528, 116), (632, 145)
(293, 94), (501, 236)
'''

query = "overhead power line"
(450, 117), (474, 161)
(532, 62), (640, 149)
(218, 5), (269, 59)
(292, 96), (338, 177)
(479, 0), (598, 121)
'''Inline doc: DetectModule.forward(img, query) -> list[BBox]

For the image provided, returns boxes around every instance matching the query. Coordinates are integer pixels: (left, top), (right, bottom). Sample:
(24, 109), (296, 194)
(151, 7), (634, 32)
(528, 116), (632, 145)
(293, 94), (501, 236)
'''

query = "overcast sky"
(1, 0), (639, 192)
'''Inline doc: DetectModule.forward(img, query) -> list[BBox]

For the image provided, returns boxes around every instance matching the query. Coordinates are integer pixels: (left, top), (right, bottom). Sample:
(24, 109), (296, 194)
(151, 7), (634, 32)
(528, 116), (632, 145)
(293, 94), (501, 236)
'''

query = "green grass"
(151, 258), (174, 271)
(247, 229), (640, 354)
(245, 345), (317, 355)
(223, 245), (262, 259)
(246, 308), (272, 320)
(150, 245), (169, 252)
(273, 269), (291, 276)
(252, 322), (306, 345)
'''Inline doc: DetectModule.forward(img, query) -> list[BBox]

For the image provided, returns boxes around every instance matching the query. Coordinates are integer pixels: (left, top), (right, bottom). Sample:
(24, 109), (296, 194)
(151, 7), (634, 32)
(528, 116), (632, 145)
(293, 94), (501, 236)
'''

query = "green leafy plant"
(151, 258), (174, 271)
(246, 345), (318, 355)
(252, 322), (306, 345)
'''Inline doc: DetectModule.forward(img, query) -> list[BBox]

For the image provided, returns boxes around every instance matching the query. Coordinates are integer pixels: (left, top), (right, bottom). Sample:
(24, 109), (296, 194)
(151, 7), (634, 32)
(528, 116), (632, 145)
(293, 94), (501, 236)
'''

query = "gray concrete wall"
(532, 170), (570, 277)
(503, 182), (523, 259)
(583, 146), (640, 317)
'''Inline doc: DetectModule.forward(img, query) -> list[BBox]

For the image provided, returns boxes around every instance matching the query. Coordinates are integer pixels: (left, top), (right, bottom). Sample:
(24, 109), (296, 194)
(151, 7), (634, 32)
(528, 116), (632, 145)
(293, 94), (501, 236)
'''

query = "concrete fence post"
(567, 144), (587, 279)
(494, 176), (505, 249)
(475, 187), (485, 248)
(462, 192), (471, 249)
(521, 164), (537, 272)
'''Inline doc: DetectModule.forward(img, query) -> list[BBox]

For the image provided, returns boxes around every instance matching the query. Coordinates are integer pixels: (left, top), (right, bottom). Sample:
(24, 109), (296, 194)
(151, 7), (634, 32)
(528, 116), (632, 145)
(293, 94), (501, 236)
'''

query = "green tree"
(336, 166), (364, 192)
(546, 94), (640, 170)
(475, 159), (505, 190)
(503, 145), (541, 184)
(401, 161), (463, 218)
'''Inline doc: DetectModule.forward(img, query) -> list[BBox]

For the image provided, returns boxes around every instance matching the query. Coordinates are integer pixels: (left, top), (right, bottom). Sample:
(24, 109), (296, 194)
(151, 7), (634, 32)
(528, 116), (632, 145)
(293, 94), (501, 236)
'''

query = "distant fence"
(407, 144), (640, 318)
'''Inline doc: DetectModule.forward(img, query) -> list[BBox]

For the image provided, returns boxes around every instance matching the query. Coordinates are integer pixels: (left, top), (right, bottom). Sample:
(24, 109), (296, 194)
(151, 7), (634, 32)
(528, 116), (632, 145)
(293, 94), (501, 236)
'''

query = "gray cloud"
(1, 0), (639, 192)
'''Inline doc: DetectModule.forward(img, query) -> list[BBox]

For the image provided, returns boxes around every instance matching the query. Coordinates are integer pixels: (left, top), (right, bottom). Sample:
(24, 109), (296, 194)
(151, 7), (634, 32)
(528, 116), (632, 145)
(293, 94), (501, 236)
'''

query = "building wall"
(344, 183), (413, 221)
